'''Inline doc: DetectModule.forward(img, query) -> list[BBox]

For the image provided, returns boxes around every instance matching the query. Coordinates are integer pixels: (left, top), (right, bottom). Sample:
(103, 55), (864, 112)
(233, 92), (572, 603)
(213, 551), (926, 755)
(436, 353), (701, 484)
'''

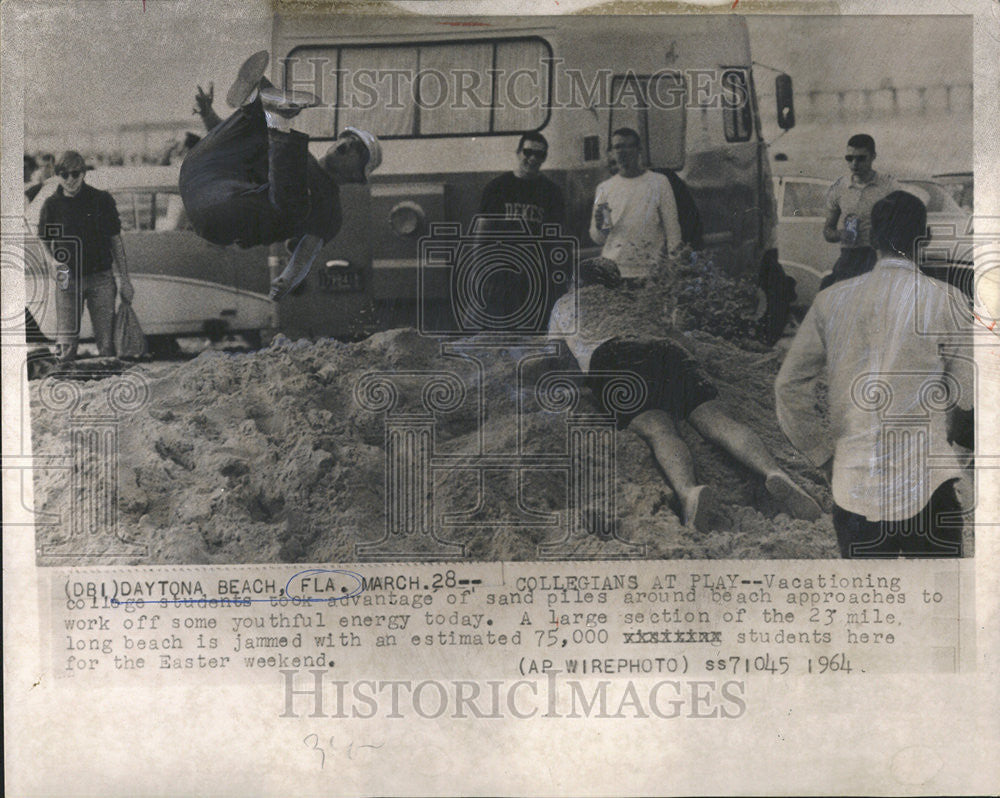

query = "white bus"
(268, 14), (795, 338)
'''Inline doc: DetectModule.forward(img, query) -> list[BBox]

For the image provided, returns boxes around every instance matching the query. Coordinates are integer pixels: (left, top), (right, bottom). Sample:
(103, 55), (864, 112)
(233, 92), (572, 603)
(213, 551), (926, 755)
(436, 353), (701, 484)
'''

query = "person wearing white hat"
(180, 51), (382, 299)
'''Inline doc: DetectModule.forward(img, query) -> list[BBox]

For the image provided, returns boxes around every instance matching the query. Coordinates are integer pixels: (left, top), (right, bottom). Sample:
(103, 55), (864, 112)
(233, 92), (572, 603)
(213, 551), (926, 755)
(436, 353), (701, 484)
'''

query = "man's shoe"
(258, 77), (320, 119)
(270, 234), (325, 301)
(226, 50), (270, 108)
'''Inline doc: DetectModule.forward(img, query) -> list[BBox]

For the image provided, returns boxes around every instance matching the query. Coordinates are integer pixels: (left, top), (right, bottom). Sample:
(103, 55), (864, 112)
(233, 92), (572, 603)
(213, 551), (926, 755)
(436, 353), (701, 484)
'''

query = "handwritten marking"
(973, 311), (1000, 337)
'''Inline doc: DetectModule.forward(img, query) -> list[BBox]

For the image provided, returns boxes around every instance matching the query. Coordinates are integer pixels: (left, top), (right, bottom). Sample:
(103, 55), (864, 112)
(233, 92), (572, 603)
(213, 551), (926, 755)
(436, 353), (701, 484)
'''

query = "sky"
(18, 0), (272, 135)
(12, 2), (973, 172)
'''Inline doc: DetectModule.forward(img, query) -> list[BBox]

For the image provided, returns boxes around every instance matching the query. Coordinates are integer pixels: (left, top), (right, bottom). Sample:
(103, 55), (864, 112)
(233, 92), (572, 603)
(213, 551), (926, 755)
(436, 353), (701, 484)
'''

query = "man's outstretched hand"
(193, 82), (214, 117)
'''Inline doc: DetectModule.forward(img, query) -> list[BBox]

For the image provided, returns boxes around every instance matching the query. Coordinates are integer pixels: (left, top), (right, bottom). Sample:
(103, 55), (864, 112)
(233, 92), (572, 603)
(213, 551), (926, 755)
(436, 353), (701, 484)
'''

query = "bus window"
(420, 42), (492, 134)
(609, 73), (686, 170)
(285, 37), (551, 139)
(340, 46), (417, 136)
(722, 69), (752, 143)
(492, 39), (551, 132)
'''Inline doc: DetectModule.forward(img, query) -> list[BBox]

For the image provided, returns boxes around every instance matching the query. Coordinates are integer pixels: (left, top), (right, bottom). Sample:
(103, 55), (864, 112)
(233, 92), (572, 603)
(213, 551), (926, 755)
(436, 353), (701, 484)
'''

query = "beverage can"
(596, 202), (612, 233)
(843, 214), (859, 246)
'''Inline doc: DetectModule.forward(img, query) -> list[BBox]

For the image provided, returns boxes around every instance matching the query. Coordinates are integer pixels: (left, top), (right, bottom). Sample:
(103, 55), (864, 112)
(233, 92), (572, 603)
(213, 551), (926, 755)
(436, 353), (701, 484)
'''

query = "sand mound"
(31, 322), (856, 564)
(29, 256), (974, 563)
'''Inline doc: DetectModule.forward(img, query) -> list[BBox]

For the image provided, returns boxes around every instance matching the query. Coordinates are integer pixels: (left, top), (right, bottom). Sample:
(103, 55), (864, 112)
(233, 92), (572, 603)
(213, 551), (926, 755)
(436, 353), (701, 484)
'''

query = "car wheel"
(242, 329), (263, 350)
(147, 335), (181, 359)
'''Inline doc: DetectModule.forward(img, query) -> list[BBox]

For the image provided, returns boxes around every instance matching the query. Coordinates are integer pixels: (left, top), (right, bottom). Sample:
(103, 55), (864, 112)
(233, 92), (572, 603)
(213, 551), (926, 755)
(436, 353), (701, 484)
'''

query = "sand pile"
(29, 264), (973, 564)
(31, 335), (844, 565)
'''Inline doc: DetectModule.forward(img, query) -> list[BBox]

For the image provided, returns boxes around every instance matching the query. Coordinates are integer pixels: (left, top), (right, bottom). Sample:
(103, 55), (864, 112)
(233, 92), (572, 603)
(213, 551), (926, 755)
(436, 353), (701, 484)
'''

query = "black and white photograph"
(2, 1), (997, 795)
(11, 6), (980, 564)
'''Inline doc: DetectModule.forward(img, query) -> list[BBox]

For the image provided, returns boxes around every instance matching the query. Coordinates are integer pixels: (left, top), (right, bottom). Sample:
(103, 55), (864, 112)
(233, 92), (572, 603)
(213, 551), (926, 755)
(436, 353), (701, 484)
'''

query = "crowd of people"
(31, 50), (975, 557)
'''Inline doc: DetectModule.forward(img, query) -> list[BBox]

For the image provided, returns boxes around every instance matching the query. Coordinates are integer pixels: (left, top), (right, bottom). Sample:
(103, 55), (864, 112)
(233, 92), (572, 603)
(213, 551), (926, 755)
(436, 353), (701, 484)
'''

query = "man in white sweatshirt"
(589, 127), (683, 279)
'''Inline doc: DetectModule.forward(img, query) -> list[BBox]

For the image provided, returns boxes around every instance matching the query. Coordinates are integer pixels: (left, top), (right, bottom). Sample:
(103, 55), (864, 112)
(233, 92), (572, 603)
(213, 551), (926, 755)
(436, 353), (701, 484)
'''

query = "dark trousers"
(55, 269), (117, 361)
(179, 100), (310, 247)
(819, 246), (878, 291)
(832, 479), (963, 558)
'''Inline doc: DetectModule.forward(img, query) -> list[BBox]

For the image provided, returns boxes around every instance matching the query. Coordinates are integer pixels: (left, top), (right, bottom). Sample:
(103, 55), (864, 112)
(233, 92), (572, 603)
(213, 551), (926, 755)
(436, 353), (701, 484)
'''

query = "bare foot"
(682, 484), (717, 532)
(766, 472), (822, 521)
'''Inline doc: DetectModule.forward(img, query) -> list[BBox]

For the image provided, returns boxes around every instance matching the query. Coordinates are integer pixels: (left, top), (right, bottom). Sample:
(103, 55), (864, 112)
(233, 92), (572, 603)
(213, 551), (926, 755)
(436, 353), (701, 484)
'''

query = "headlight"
(388, 201), (426, 237)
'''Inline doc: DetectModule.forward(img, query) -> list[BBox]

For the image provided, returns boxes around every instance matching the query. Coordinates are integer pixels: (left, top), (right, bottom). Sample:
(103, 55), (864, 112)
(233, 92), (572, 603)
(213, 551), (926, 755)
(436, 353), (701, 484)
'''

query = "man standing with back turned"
(777, 191), (974, 557)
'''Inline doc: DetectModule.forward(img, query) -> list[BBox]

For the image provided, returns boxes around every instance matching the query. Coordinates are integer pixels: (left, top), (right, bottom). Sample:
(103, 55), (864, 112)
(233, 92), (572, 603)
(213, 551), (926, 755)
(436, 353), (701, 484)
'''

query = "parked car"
(933, 171), (974, 212)
(773, 173), (973, 307)
(24, 166), (277, 353)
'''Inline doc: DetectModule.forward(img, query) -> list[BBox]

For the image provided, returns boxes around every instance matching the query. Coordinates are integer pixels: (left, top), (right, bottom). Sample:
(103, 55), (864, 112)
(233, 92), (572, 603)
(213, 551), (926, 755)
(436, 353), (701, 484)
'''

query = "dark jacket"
(38, 183), (121, 276)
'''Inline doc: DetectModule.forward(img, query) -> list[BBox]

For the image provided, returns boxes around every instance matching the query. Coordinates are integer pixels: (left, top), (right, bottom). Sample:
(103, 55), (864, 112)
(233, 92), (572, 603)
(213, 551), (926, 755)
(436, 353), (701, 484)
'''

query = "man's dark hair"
(55, 150), (87, 174)
(611, 127), (641, 147)
(517, 131), (548, 152)
(846, 133), (876, 154)
(24, 154), (38, 182)
(871, 190), (927, 259)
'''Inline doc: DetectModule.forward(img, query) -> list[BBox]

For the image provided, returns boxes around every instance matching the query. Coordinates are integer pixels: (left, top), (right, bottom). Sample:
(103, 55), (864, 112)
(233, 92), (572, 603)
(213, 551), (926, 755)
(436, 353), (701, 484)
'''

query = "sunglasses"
(522, 148), (547, 159)
(844, 155), (870, 163)
(59, 169), (84, 179)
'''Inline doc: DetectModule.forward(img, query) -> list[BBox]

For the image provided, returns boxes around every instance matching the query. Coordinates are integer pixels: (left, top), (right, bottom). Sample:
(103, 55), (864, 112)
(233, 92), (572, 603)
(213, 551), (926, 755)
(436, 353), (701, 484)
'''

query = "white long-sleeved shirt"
(589, 171), (682, 279)
(775, 257), (974, 521)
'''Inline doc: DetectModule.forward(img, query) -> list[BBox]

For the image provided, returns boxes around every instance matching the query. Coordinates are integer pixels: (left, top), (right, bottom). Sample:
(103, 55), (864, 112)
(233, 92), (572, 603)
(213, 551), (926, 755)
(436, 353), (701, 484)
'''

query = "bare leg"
(687, 399), (821, 521)
(630, 409), (716, 531)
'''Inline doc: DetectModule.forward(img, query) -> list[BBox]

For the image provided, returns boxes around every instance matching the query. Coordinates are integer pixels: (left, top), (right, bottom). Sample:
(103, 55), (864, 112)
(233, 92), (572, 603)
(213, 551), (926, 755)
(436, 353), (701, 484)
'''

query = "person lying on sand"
(548, 259), (821, 532)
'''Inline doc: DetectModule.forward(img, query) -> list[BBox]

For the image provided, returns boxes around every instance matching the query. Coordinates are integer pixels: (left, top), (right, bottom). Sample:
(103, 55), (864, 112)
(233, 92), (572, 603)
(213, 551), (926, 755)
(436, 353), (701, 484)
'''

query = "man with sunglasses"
(479, 133), (565, 235)
(181, 51), (381, 300)
(821, 134), (899, 290)
(38, 151), (135, 362)
(476, 132), (567, 328)
(589, 128), (683, 281)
